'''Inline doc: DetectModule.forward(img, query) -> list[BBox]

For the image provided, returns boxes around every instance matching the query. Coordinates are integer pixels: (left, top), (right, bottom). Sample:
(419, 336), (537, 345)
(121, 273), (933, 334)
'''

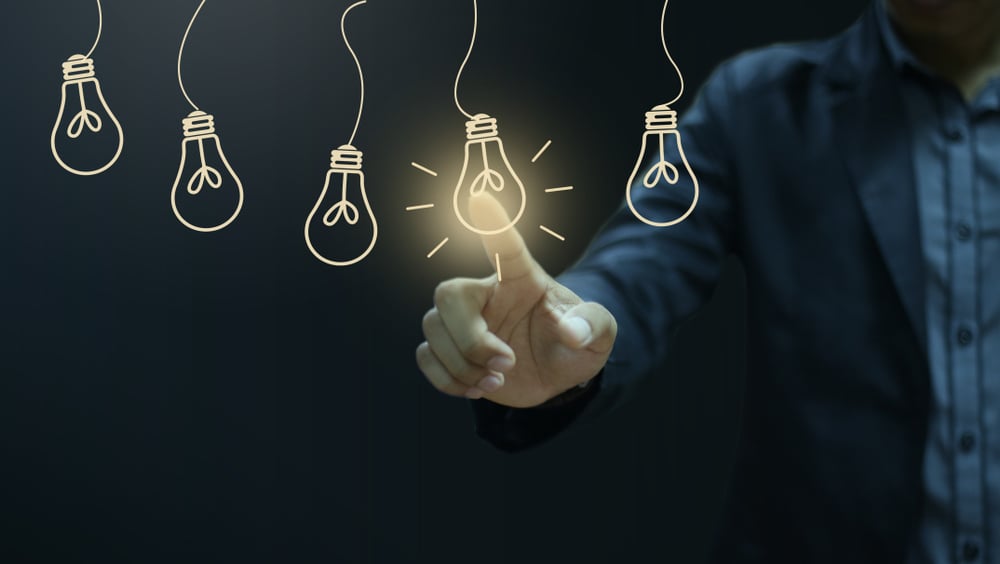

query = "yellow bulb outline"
(50, 75), (124, 176)
(452, 136), (527, 236)
(304, 167), (378, 267)
(170, 132), (245, 233)
(626, 130), (699, 228)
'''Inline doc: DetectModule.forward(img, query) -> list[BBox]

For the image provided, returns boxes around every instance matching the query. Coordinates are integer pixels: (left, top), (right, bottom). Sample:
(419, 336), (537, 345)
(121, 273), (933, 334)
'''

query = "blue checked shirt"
(877, 5), (1000, 563)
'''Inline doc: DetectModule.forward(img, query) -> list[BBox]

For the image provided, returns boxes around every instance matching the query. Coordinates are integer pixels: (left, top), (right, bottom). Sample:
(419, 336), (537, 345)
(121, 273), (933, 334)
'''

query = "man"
(416, 0), (1000, 561)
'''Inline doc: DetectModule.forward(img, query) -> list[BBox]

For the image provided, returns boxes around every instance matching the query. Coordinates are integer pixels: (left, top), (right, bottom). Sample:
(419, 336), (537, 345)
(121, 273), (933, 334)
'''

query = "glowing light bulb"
(50, 54), (124, 176)
(170, 111), (244, 233)
(305, 146), (377, 267)
(452, 114), (527, 235)
(626, 104), (698, 227)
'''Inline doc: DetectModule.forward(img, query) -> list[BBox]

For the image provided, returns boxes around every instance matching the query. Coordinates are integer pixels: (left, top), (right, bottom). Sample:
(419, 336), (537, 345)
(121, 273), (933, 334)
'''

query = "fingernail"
(465, 388), (486, 400)
(477, 374), (504, 393)
(487, 356), (515, 373)
(562, 316), (592, 346)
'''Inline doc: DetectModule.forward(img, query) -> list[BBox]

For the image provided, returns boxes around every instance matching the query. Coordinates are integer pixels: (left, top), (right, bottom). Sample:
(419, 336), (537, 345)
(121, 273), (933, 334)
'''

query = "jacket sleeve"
(471, 62), (740, 452)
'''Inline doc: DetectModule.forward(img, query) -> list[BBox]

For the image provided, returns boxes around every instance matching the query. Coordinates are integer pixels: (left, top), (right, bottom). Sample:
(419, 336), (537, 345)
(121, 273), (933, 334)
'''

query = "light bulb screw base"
(62, 54), (96, 82)
(182, 111), (216, 138)
(331, 145), (363, 170)
(645, 104), (678, 131)
(466, 114), (499, 141)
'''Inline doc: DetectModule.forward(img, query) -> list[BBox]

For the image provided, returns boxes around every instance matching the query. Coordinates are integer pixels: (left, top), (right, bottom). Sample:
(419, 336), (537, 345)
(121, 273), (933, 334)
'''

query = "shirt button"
(957, 327), (975, 347)
(944, 125), (964, 142)
(955, 222), (973, 241)
(960, 432), (977, 453)
(963, 540), (980, 561)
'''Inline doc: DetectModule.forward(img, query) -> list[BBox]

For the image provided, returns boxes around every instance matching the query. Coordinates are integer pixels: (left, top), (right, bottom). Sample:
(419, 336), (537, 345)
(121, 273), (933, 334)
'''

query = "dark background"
(1, 1), (868, 562)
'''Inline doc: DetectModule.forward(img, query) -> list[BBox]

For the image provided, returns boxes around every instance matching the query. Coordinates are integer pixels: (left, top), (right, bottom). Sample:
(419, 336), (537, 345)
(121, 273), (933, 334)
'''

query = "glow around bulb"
(304, 145), (378, 267)
(51, 55), (124, 176)
(452, 114), (527, 236)
(626, 104), (699, 227)
(171, 111), (244, 233)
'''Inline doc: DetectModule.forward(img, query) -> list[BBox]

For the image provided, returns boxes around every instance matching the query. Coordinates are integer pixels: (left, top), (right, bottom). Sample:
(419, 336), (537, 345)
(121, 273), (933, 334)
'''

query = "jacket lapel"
(826, 7), (927, 352)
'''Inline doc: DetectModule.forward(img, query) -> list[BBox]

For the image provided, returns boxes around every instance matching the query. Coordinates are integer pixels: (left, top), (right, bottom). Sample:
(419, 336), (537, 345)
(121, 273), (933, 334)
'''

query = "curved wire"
(343, 1), (367, 145)
(178, 0), (207, 112)
(661, 0), (684, 106)
(84, 0), (103, 59)
(453, 0), (477, 119)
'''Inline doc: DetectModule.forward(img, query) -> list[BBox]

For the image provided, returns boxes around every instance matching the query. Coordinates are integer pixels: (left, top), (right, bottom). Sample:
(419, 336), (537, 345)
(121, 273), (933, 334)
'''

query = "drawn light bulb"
(51, 0), (124, 176)
(305, 146), (377, 266)
(171, 1), (244, 233)
(625, 0), (698, 227)
(303, 0), (376, 267)
(626, 104), (698, 227)
(452, 114), (527, 235)
(170, 111), (244, 233)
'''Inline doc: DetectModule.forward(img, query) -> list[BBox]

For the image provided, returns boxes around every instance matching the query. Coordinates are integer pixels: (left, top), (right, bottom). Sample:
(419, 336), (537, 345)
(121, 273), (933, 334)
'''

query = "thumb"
(557, 302), (618, 354)
(469, 193), (540, 283)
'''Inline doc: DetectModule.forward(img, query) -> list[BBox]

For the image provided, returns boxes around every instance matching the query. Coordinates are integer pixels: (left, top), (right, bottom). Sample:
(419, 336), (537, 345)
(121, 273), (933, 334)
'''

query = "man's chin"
(890, 0), (988, 37)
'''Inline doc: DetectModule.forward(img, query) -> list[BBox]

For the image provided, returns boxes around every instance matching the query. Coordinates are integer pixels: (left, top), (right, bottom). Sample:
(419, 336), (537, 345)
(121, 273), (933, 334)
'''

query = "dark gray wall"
(1, 1), (869, 562)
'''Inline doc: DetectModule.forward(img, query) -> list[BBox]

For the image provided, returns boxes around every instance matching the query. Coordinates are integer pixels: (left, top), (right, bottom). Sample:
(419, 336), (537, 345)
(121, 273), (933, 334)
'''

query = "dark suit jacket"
(473, 4), (932, 563)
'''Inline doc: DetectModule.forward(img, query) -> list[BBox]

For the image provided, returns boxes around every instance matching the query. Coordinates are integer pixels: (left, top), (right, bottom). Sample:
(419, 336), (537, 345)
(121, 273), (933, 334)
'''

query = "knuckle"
(456, 364), (483, 384)
(415, 343), (432, 369)
(434, 278), (476, 309)
(458, 335), (490, 359)
(421, 309), (439, 335)
(433, 279), (459, 307)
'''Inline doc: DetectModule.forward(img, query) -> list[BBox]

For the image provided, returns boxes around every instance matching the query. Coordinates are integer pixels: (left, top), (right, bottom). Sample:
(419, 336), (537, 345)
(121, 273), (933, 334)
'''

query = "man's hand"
(416, 194), (617, 408)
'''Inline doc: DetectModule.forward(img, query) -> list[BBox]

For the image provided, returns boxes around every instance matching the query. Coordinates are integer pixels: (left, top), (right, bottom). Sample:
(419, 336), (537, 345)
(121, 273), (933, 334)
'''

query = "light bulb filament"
(644, 160), (680, 188)
(323, 179), (361, 226)
(644, 136), (680, 188)
(324, 202), (361, 226)
(187, 139), (224, 195)
(187, 165), (223, 195)
(66, 89), (103, 139)
(67, 110), (102, 138)
(643, 135), (680, 188)
(469, 143), (505, 196)
(470, 168), (505, 197)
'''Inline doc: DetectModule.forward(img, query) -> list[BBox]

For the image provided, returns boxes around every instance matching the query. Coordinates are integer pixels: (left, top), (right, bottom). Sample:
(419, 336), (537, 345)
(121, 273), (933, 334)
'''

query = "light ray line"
(411, 162), (439, 177)
(531, 140), (552, 163)
(545, 186), (574, 193)
(406, 204), (435, 212)
(427, 238), (449, 258)
(539, 225), (566, 241)
(495, 253), (502, 282)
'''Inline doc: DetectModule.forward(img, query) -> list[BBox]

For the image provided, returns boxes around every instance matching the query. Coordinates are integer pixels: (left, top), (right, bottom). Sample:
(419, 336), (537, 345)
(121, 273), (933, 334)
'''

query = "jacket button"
(956, 223), (973, 241)
(957, 327), (975, 347)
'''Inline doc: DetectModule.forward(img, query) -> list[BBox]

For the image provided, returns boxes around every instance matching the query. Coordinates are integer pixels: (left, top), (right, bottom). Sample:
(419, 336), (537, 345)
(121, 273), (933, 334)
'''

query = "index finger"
(469, 193), (539, 283)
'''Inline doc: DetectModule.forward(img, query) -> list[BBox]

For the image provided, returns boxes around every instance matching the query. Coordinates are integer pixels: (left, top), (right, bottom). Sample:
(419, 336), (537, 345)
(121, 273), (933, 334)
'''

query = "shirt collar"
(876, 0), (1000, 109)
(876, 0), (930, 75)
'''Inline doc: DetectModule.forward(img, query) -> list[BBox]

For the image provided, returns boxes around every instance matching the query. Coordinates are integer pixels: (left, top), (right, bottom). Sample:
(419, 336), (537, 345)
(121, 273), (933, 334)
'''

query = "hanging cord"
(453, 0), (477, 119)
(178, 0), (207, 112)
(84, 0), (103, 58)
(343, 1), (367, 145)
(661, 0), (684, 106)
